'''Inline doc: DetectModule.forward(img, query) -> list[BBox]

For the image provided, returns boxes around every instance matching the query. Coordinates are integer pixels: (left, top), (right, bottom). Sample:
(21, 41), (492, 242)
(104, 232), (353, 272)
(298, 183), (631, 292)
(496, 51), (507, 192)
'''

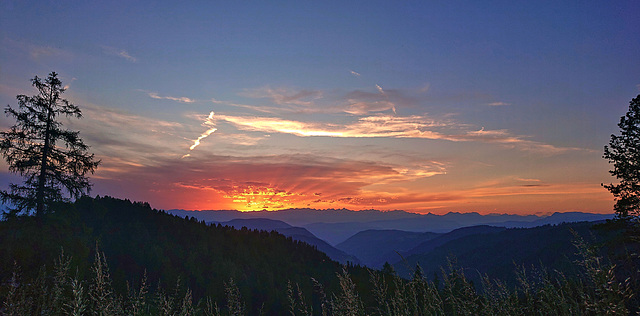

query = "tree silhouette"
(0, 72), (99, 216)
(603, 94), (640, 220)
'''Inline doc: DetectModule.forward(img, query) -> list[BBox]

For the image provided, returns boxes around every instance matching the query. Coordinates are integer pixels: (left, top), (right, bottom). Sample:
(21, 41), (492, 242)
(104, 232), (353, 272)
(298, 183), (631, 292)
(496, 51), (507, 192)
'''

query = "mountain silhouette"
(216, 218), (360, 264)
(336, 229), (441, 268)
(394, 221), (615, 286)
(170, 209), (613, 246)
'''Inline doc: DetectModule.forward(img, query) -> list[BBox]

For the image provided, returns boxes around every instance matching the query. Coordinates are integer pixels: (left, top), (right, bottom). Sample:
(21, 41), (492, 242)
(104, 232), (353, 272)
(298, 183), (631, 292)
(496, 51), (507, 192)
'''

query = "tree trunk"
(36, 92), (54, 216)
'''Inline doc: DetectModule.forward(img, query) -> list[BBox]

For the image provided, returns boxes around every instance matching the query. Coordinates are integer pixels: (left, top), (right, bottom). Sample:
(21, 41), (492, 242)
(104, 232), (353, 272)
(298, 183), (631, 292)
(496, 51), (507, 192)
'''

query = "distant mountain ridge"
(170, 208), (614, 245)
(394, 221), (617, 285)
(336, 230), (442, 268)
(403, 225), (507, 258)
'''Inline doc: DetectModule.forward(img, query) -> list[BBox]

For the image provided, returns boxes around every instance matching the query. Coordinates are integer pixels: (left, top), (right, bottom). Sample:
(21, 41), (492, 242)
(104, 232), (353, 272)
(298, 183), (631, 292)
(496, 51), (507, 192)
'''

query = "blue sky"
(1, 1), (639, 213)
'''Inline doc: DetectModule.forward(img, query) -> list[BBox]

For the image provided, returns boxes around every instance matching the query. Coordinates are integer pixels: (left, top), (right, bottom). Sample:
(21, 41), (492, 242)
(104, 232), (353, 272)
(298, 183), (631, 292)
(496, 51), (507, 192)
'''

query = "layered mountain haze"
(336, 230), (442, 268)
(169, 208), (614, 245)
(167, 208), (617, 280)
(402, 225), (508, 258)
(394, 221), (619, 284)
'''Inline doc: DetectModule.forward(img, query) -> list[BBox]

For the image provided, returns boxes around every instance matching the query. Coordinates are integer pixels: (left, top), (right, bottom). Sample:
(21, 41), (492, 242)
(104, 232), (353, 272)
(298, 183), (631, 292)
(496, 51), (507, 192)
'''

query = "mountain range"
(170, 208), (614, 245)
(335, 229), (441, 268)
(170, 207), (618, 283)
(394, 221), (618, 284)
(336, 226), (508, 268)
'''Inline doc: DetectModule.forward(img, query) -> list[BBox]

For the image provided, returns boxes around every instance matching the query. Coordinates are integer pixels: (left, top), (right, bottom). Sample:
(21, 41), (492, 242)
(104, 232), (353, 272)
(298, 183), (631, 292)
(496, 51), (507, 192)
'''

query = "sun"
(223, 186), (301, 212)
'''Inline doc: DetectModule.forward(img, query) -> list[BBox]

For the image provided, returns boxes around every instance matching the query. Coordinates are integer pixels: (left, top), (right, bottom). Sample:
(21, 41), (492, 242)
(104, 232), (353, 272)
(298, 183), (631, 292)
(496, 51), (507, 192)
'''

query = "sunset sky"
(1, 1), (639, 214)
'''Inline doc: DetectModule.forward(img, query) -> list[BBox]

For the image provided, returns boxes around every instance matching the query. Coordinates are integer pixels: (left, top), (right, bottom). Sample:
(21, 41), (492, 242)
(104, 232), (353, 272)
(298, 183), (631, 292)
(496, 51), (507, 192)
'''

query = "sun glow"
(222, 186), (302, 212)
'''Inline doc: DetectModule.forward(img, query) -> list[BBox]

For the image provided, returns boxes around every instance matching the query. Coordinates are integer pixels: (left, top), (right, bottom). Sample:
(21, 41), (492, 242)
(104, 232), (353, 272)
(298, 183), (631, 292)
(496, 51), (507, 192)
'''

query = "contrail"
(184, 111), (217, 157)
(189, 127), (217, 150)
(375, 84), (396, 114)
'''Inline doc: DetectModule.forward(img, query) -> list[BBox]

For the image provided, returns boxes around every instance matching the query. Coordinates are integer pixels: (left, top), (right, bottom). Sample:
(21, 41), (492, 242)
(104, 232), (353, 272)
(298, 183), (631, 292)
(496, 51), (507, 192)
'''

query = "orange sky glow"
(1, 2), (637, 215)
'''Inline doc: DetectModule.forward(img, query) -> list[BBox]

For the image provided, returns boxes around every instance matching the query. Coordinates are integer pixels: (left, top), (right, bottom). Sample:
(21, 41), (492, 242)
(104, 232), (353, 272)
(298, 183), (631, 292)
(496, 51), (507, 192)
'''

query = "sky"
(1, 1), (639, 214)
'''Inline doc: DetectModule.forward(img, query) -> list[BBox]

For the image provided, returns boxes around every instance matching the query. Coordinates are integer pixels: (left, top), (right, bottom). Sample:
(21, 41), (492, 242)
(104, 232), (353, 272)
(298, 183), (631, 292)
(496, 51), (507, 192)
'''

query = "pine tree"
(0, 72), (99, 216)
(603, 94), (640, 220)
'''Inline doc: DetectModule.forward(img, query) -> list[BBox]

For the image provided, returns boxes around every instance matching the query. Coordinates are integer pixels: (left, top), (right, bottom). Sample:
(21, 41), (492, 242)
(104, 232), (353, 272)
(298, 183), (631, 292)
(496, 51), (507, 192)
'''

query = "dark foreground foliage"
(0, 196), (362, 314)
(1, 196), (639, 315)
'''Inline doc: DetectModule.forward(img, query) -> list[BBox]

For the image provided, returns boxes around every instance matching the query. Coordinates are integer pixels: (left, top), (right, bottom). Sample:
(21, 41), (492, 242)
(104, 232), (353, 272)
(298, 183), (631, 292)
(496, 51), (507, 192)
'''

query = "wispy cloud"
(344, 88), (401, 115)
(102, 45), (137, 62)
(3, 37), (72, 61)
(205, 113), (441, 138)
(146, 91), (196, 103)
(487, 102), (511, 106)
(63, 77), (77, 90)
(240, 86), (323, 106)
(89, 145), (609, 212)
(91, 151), (447, 211)
(60, 102), (596, 212)
(60, 102), (189, 174)
(350, 70), (361, 77)
(344, 100), (396, 115)
(234, 85), (409, 116)
(204, 113), (578, 154)
(515, 177), (542, 183)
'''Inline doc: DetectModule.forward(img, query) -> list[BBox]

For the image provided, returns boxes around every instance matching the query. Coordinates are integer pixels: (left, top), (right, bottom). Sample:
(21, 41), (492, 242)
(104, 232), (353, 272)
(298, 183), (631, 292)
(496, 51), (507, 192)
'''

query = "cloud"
(63, 77), (78, 90)
(91, 151), (446, 211)
(3, 37), (72, 61)
(464, 181), (605, 200)
(515, 177), (541, 183)
(344, 100), (397, 115)
(231, 85), (414, 116)
(188, 127), (217, 150)
(102, 45), (137, 62)
(240, 86), (323, 106)
(61, 102), (189, 171)
(350, 70), (361, 77)
(185, 112), (217, 155)
(204, 112), (579, 154)
(487, 102), (511, 106)
(207, 112), (442, 138)
(29, 45), (68, 60)
(343, 88), (404, 115)
(59, 103), (596, 212)
(211, 98), (282, 114)
(88, 142), (610, 212)
(146, 91), (196, 103)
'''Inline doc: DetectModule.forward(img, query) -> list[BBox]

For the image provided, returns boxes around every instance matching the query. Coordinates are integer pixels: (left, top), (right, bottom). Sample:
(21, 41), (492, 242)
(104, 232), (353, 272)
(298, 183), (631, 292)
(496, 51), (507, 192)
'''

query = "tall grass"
(1, 239), (635, 315)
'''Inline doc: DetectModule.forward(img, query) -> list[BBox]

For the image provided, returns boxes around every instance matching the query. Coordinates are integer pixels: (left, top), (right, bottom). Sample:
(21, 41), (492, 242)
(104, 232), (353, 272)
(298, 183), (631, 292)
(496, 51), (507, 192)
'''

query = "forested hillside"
(1, 196), (639, 314)
(0, 196), (369, 314)
(395, 222), (617, 283)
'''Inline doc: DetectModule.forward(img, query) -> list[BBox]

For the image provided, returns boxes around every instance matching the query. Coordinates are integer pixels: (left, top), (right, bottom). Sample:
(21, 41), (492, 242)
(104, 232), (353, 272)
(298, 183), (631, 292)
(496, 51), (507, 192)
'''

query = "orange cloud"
(91, 152), (448, 212)
(88, 147), (612, 214)
(206, 113), (579, 154)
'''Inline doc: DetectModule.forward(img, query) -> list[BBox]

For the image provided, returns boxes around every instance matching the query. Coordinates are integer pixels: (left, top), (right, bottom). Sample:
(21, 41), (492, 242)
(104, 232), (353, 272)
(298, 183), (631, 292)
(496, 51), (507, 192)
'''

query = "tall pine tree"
(603, 94), (640, 221)
(0, 72), (99, 216)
